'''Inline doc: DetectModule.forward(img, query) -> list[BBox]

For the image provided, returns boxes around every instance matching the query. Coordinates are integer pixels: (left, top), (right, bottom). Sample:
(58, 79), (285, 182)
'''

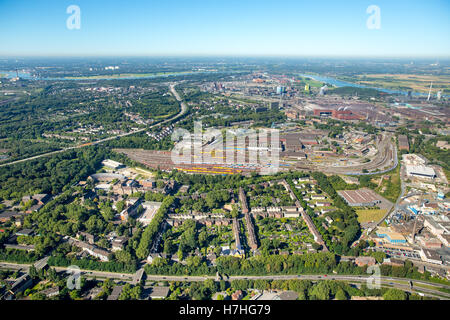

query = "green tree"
(116, 200), (126, 213)
(198, 230), (208, 248)
(231, 205), (239, 218)
(69, 290), (81, 300)
(100, 206), (115, 221)
(309, 282), (330, 300)
(335, 288), (347, 300)
(115, 250), (133, 264)
(383, 288), (407, 300)
(369, 251), (386, 264)
(28, 265), (39, 279)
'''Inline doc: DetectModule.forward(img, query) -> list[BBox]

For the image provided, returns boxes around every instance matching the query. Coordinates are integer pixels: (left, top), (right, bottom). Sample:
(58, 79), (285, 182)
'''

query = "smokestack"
(427, 82), (433, 101)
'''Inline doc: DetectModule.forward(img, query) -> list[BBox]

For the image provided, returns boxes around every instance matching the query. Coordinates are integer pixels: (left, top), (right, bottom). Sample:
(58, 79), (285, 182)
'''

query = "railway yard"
(114, 131), (396, 176)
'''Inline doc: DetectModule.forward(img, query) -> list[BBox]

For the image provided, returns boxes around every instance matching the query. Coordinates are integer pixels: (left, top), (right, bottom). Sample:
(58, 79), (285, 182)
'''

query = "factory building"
(376, 227), (407, 244)
(406, 165), (436, 180)
(337, 188), (382, 207)
(102, 159), (125, 170)
(398, 135), (410, 151)
(313, 108), (363, 120)
(420, 249), (442, 265)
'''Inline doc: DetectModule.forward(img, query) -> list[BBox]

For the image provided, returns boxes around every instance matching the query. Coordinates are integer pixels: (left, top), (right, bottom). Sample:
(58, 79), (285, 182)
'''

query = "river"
(298, 73), (444, 97)
(0, 69), (445, 98)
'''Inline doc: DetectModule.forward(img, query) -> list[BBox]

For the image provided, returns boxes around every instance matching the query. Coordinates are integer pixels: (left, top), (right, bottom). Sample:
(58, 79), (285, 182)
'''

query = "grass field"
(443, 168), (450, 182)
(133, 167), (154, 178)
(356, 209), (387, 223)
(373, 165), (401, 203)
(298, 76), (325, 88)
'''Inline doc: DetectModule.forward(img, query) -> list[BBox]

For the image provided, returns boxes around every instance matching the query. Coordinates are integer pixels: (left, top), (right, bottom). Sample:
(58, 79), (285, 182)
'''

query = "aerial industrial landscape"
(0, 1), (448, 311)
(0, 58), (448, 303)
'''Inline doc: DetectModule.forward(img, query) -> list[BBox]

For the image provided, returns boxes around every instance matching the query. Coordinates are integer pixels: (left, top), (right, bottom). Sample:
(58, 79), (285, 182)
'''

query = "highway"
(0, 83), (187, 168)
(143, 274), (450, 300)
(169, 83), (188, 119)
(1, 261), (448, 299)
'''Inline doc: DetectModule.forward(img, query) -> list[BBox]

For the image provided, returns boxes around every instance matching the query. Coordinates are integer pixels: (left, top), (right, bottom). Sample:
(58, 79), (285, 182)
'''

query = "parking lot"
(377, 247), (421, 260)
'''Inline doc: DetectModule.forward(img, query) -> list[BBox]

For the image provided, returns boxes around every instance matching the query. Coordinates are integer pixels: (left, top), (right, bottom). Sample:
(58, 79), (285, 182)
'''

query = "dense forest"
(104, 132), (174, 150)
(410, 135), (450, 171)
(0, 81), (183, 161)
(0, 146), (114, 200)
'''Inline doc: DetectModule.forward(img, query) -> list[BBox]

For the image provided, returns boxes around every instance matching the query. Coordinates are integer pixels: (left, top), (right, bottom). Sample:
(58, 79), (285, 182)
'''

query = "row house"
(250, 207), (266, 214)
(315, 201), (332, 207)
(284, 211), (300, 218)
(245, 213), (258, 250)
(69, 238), (110, 262)
(267, 206), (282, 213)
(168, 218), (231, 227)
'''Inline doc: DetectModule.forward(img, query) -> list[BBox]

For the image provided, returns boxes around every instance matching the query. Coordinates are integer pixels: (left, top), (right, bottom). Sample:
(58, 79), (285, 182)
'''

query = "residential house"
(107, 285), (124, 300)
(232, 290), (243, 300)
(112, 236), (128, 251)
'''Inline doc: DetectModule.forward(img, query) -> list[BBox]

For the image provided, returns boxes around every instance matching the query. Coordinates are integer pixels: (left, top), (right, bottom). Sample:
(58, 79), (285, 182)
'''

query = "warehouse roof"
(406, 165), (436, 177)
(337, 188), (381, 205)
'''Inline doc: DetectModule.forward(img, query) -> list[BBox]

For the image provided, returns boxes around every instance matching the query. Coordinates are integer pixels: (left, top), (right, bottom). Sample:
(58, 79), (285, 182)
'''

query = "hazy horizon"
(0, 55), (449, 60)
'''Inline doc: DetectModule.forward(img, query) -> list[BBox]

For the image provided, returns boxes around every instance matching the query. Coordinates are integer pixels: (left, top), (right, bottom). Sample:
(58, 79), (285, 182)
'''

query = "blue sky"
(0, 0), (449, 57)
